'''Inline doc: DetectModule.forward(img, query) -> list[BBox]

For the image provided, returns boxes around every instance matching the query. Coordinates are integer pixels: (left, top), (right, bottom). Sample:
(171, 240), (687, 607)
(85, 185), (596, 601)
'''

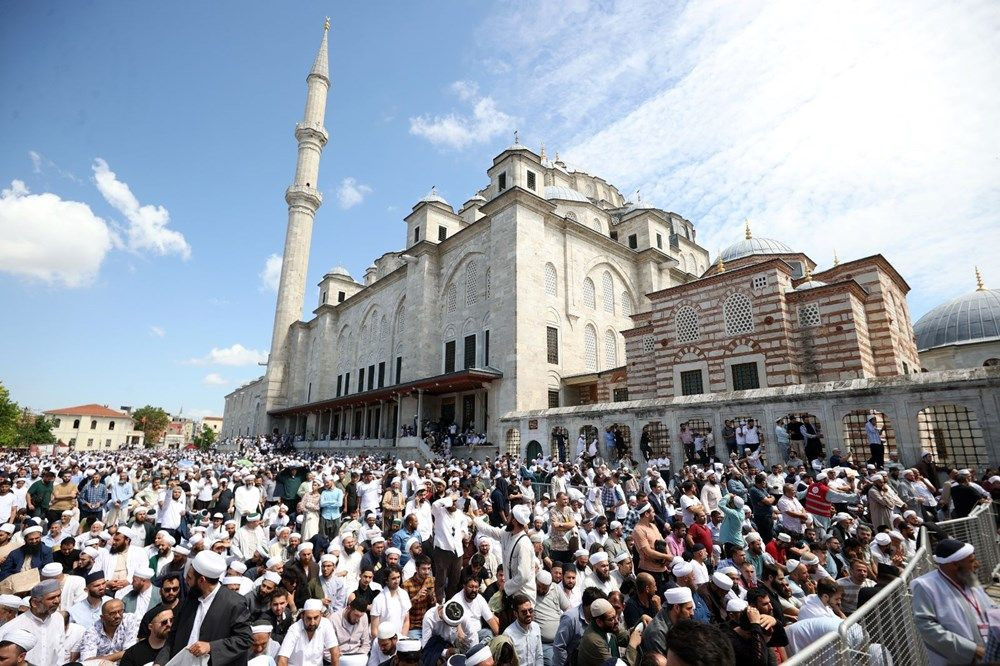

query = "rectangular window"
(378, 362), (385, 388)
(546, 326), (559, 364)
(344, 373), (350, 394)
(321, 291), (327, 304)
(484, 330), (490, 366)
(548, 390), (560, 408)
(731, 362), (760, 390)
(87, 438), (94, 446)
(656, 233), (663, 249)
(367, 365), (375, 391)
(414, 226), (421, 243)
(438, 226), (447, 241)
(463, 394), (475, 426)
(527, 171), (536, 191)
(105, 439), (112, 448)
(464, 334), (476, 369)
(395, 356), (402, 384)
(752, 276), (768, 289)
(358, 369), (364, 392)
(610, 231), (619, 241)
(336, 375), (342, 397)
(498, 172), (507, 191)
(680, 370), (704, 396)
(628, 234), (638, 249)
(444, 340), (456, 373)
(902, 361), (909, 374)
(338, 291), (345, 303)
(613, 387), (629, 402)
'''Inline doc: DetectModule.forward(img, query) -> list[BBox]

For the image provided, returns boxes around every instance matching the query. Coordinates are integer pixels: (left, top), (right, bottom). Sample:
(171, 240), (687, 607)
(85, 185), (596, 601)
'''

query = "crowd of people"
(0, 432), (994, 666)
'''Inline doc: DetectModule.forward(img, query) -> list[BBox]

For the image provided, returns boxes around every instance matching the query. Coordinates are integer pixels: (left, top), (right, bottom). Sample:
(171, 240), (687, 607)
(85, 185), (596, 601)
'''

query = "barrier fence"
(785, 502), (998, 666)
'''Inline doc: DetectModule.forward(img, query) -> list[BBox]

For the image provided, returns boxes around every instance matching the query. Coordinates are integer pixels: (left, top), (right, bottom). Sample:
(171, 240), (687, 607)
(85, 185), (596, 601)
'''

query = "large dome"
(913, 288), (1000, 351)
(720, 237), (795, 262)
(544, 185), (589, 203)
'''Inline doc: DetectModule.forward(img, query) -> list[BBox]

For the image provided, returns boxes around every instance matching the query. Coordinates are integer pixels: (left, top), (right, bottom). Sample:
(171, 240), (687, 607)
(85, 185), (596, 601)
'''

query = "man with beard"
(318, 554), (347, 614)
(582, 552), (618, 594)
(533, 570), (569, 666)
(74, 546), (99, 578)
(277, 598), (339, 665)
(70, 570), (111, 626)
(284, 542), (323, 608)
(148, 532), (175, 575)
(94, 530), (148, 594)
(472, 502), (537, 608)
(247, 623), (281, 663)
(577, 598), (640, 666)
(25, 470), (55, 521)
(127, 506), (155, 548)
(136, 574), (183, 640)
(52, 536), (79, 573)
(0, 595), (20, 627)
(559, 564), (581, 607)
(233, 512), (268, 560)
(40, 561), (85, 612)
(121, 605), (173, 666)
(392, 515), (420, 567)
(115, 566), (160, 617)
(332, 598), (371, 663)
(0, 525), (51, 581)
(401, 556), (435, 638)
(0, 579), (63, 665)
(400, 538), (424, 581)
(264, 593), (296, 645)
(234, 476), (262, 526)
(211, 478), (235, 519)
(639, 585), (695, 657)
(79, 598), (141, 661)
(249, 571), (282, 620)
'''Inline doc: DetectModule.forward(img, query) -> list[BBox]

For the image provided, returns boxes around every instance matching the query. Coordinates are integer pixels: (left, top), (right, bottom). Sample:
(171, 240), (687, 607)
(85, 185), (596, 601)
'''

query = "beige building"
(45, 404), (144, 451)
(202, 416), (224, 434)
(913, 269), (1000, 372)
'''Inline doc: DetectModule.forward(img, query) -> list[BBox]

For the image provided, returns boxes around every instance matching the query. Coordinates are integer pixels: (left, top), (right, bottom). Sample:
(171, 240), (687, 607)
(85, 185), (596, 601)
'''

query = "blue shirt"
(320, 488), (344, 520)
(392, 527), (419, 566)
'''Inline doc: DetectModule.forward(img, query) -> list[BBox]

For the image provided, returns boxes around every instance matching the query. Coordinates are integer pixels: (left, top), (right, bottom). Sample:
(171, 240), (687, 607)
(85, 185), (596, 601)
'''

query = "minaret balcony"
(295, 122), (329, 145)
(285, 185), (323, 209)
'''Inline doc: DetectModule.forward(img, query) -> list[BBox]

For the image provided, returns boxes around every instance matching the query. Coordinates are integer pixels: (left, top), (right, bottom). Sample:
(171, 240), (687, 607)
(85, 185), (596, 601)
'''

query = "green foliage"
(132, 405), (170, 447)
(17, 413), (56, 446)
(0, 383), (19, 448)
(193, 424), (217, 451)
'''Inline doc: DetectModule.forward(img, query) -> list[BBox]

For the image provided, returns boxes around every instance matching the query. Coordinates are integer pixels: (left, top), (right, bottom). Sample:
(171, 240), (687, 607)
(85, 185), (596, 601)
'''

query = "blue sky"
(2, 1), (999, 419)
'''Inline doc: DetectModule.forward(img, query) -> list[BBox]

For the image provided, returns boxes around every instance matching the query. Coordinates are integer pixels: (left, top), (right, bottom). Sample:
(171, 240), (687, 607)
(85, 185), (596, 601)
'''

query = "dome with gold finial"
(913, 268), (1000, 351)
(718, 220), (794, 262)
(794, 265), (827, 291)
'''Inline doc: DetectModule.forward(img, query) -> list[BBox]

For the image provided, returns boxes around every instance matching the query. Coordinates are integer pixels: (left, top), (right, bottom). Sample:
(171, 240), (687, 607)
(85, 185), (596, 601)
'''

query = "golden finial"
(744, 219), (752, 240)
(717, 249), (725, 273)
(804, 265), (813, 281)
(324, 17), (330, 31)
(976, 266), (986, 291)
(833, 249), (840, 266)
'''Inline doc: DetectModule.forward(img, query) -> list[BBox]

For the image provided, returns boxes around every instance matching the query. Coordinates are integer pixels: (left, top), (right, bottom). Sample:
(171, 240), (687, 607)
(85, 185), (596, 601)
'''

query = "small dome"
(914, 288), (1000, 351)
(794, 280), (827, 291)
(418, 186), (451, 208)
(328, 266), (351, 278)
(544, 185), (589, 203)
(720, 237), (795, 262)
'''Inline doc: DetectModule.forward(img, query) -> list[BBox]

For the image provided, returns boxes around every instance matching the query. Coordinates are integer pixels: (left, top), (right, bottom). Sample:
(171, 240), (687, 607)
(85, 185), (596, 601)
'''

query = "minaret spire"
(264, 22), (332, 418)
(976, 266), (986, 291)
(744, 219), (752, 239)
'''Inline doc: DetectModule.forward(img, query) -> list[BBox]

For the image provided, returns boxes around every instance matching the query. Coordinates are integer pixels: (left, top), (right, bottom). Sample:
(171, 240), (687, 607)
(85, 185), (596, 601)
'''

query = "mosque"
(223, 22), (1000, 470)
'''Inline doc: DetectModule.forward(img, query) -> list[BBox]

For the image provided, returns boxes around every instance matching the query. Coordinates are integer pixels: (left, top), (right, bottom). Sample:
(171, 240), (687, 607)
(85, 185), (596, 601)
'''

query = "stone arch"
(581, 257), (640, 306)
(526, 439), (543, 461)
(607, 423), (632, 461)
(544, 262), (558, 297)
(462, 317), (478, 337)
(672, 346), (707, 363)
(842, 410), (897, 465)
(642, 422), (670, 458)
(551, 426), (570, 462)
(603, 328), (619, 368)
(724, 336), (762, 355)
(505, 428), (521, 457)
(443, 324), (456, 341)
(678, 255), (687, 272)
(439, 251), (488, 301)
(917, 404), (987, 469)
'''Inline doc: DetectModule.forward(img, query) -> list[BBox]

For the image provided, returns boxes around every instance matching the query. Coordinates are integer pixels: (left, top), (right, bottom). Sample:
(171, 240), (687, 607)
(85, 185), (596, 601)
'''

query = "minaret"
(264, 19), (331, 414)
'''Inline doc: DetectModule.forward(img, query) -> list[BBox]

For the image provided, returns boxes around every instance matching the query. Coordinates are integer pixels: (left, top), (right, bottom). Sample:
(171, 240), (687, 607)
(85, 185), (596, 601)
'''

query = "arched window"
(678, 255), (687, 272)
(544, 263), (558, 297)
(584, 324), (598, 371)
(566, 211), (577, 223)
(446, 285), (457, 315)
(90, 420), (97, 430)
(108, 421), (115, 431)
(985, 358), (1000, 367)
(396, 308), (405, 335)
(505, 428), (521, 457)
(602, 271), (614, 313)
(592, 217), (602, 233)
(621, 292), (633, 317)
(687, 253), (696, 273)
(604, 330), (618, 368)
(582, 278), (596, 309)
(466, 261), (480, 306)
(676, 306), (700, 342)
(724, 293), (754, 335)
(380, 315), (388, 341)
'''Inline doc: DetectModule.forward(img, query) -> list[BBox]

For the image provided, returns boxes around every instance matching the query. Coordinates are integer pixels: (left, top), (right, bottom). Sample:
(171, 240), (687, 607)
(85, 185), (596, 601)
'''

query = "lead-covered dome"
(720, 237), (794, 262)
(418, 186), (451, 208)
(545, 186), (589, 203)
(914, 288), (1000, 351)
(328, 266), (351, 278)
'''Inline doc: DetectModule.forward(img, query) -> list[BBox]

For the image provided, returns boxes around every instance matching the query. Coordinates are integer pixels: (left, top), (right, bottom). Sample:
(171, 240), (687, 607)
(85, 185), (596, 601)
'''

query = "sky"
(2, 1), (998, 419)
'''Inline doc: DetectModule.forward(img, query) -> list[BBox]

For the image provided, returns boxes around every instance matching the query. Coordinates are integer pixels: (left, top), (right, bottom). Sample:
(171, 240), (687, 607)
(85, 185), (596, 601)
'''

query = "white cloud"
(336, 177), (372, 209)
(409, 83), (516, 150)
(92, 158), (191, 260)
(27, 150), (79, 182)
(184, 343), (267, 367)
(476, 1), (1000, 314)
(202, 373), (228, 386)
(260, 254), (282, 293)
(28, 151), (42, 173)
(0, 180), (116, 287)
(149, 325), (166, 338)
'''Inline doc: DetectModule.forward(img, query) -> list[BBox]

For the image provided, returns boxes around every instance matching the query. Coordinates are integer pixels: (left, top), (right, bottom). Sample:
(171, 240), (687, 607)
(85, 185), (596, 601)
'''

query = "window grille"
(380, 315), (388, 341)
(680, 370), (704, 396)
(583, 278), (596, 309)
(464, 334), (476, 369)
(917, 404), (987, 468)
(485, 269), (491, 299)
(798, 303), (821, 328)
(842, 410), (897, 464)
(724, 293), (754, 335)
(584, 325), (598, 371)
(444, 340), (456, 373)
(676, 306), (700, 342)
(446, 285), (457, 314)
(397, 309), (405, 334)
(547, 391), (560, 408)
(604, 330), (618, 368)
(752, 276), (768, 289)
(544, 263), (557, 296)
(642, 422), (670, 457)
(683, 418), (712, 439)
(466, 262), (480, 306)
(621, 293), (632, 316)
(546, 326), (559, 364)
(566, 211), (577, 222)
(613, 388), (629, 402)
(731, 362), (760, 390)
(642, 335), (655, 353)
(505, 428), (520, 457)
(602, 272), (615, 313)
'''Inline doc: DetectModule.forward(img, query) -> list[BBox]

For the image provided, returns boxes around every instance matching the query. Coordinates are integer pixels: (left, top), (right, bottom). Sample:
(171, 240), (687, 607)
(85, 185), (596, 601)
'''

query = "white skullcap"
(465, 643), (493, 666)
(800, 553), (819, 566)
(718, 566), (740, 576)
(134, 566), (155, 579)
(745, 532), (761, 544)
(297, 542), (314, 553)
(266, 557), (281, 568)
(302, 598), (324, 611)
(712, 571), (733, 590)
(251, 624), (273, 634)
(614, 551), (631, 564)
(173, 546), (190, 556)
(609, 521), (622, 530)
(385, 547), (402, 556)
(83, 547), (99, 558)
(192, 551), (227, 578)
(4, 629), (36, 652)
(511, 504), (532, 526)
(320, 554), (337, 564)
(228, 561), (247, 574)
(22, 526), (41, 536)
(263, 571), (281, 584)
(574, 549), (589, 559)
(589, 552), (609, 566)
(777, 533), (792, 544)
(40, 563), (62, 578)
(671, 560), (693, 578)
(590, 598), (614, 617)
(0, 525), (14, 534)
(405, 538), (420, 552)
(536, 570), (552, 585)
(377, 622), (398, 639)
(222, 576), (242, 585)
(727, 598), (749, 613)
(189, 534), (204, 545)
(785, 559), (801, 573)
(530, 533), (544, 544)
(0, 594), (23, 610)
(664, 587), (692, 605)
(162, 534), (176, 546)
(875, 533), (892, 546)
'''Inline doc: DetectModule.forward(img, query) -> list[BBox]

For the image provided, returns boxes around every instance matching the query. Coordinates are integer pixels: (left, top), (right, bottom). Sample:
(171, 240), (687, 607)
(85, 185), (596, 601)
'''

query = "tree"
(193, 424), (217, 451)
(131, 405), (170, 448)
(16, 412), (56, 447)
(0, 383), (20, 448)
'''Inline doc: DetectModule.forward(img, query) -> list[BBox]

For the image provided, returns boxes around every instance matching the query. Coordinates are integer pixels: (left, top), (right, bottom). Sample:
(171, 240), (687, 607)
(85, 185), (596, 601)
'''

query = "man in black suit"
(0, 525), (52, 581)
(168, 550), (251, 665)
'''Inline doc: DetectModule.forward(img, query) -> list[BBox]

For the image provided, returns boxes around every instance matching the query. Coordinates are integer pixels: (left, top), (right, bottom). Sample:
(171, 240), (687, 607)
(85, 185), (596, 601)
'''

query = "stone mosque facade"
(224, 23), (1000, 470)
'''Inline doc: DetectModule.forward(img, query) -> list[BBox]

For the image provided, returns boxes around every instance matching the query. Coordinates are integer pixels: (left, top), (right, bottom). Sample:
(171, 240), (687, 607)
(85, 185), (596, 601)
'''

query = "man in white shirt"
(40, 562), (85, 612)
(448, 577), (499, 641)
(403, 487), (434, 548)
(431, 496), (467, 600)
(582, 552), (619, 594)
(357, 472), (382, 517)
(277, 598), (339, 666)
(234, 477), (263, 525)
(503, 594), (544, 666)
(369, 566), (411, 639)
(0, 580), (64, 666)
(232, 513), (268, 560)
(777, 484), (809, 535)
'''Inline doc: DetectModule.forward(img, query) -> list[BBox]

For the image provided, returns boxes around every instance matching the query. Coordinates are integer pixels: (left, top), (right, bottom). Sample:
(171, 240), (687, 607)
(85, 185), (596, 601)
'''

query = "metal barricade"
(937, 502), (999, 585)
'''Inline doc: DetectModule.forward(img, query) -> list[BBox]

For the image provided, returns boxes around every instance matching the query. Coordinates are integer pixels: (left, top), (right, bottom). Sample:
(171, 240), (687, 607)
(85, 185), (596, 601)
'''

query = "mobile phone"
(633, 622), (644, 634)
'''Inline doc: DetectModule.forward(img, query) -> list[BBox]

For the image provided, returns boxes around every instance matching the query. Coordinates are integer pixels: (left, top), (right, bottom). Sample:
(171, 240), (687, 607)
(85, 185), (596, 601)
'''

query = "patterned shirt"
(402, 575), (436, 629)
(622, 507), (640, 539)
(79, 613), (140, 659)
(79, 482), (109, 512)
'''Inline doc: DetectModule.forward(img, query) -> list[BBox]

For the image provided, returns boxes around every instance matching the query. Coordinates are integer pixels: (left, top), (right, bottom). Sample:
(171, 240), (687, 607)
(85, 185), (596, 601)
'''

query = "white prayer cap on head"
(266, 557), (281, 568)
(0, 594), (22, 610)
(671, 560), (693, 578)
(574, 549), (589, 559)
(609, 521), (623, 530)
(370, 535), (385, 544)
(589, 552), (609, 566)
(745, 532), (761, 544)
(289, 532), (302, 540)
(189, 534), (204, 545)
(134, 566), (154, 579)
(777, 533), (791, 544)
(785, 559), (801, 573)
(225, 520), (237, 527)
(251, 624), (273, 634)
(162, 534), (176, 546)
(263, 571), (281, 584)
(511, 505), (531, 526)
(192, 551), (227, 578)
(726, 598), (749, 613)
(320, 554), (337, 564)
(718, 566), (740, 577)
(465, 643), (493, 666)
(530, 533), (544, 544)
(0, 524), (13, 534)
(173, 546), (190, 556)
(405, 538), (420, 552)
(297, 542), (314, 553)
(385, 547), (402, 556)
(40, 563), (62, 578)
(229, 561), (247, 574)
(800, 553), (819, 566)
(22, 526), (41, 536)
(903, 510), (917, 519)
(302, 598), (324, 612)
(590, 598), (614, 617)
(536, 570), (552, 585)
(888, 530), (904, 541)
(83, 547), (99, 558)
(377, 622), (398, 639)
(4, 629), (36, 652)
(712, 571), (733, 590)
(614, 551), (631, 564)
(664, 587), (692, 605)
(222, 576), (242, 585)
(875, 533), (891, 546)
